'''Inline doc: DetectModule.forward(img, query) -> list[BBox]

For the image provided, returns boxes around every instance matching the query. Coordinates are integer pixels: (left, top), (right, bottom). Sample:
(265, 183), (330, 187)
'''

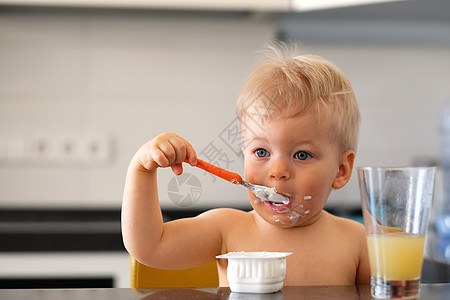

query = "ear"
(332, 150), (355, 189)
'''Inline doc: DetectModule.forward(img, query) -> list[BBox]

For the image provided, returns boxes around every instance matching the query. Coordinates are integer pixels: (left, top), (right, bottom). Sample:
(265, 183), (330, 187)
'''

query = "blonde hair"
(236, 42), (361, 152)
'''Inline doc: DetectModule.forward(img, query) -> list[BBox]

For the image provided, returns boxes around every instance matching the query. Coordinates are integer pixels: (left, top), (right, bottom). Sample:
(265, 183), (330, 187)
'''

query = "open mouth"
(264, 199), (291, 212)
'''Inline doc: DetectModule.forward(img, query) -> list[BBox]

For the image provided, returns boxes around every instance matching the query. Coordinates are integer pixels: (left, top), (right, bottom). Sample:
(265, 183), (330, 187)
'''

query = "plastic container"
(438, 98), (450, 217)
(436, 98), (450, 261)
(216, 251), (292, 293)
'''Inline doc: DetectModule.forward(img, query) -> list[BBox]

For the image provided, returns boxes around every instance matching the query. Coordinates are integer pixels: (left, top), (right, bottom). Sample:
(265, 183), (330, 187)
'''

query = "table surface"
(0, 284), (449, 300)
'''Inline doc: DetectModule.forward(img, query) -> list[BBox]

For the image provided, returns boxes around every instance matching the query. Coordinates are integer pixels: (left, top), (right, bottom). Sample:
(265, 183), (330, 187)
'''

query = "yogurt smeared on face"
(241, 179), (290, 204)
(250, 185), (290, 205)
(268, 192), (289, 204)
(271, 197), (311, 226)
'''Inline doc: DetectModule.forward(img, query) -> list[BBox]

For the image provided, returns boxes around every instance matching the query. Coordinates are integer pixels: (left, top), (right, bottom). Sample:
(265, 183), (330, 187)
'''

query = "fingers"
(139, 132), (197, 173)
(185, 141), (197, 166)
(170, 163), (183, 176)
(156, 136), (185, 167)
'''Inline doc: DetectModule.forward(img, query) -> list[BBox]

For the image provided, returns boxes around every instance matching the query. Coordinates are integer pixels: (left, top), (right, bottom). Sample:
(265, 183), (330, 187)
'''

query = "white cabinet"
(0, 252), (131, 288)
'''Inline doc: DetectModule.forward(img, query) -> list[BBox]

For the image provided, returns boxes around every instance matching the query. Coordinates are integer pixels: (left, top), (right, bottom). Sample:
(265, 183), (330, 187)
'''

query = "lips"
(264, 198), (291, 212)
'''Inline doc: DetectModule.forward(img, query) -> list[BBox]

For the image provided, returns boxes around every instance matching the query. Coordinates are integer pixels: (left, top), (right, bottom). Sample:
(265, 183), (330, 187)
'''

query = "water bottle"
(436, 98), (450, 261)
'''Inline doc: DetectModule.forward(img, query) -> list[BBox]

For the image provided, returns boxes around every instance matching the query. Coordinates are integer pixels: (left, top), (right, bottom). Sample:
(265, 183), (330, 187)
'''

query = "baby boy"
(121, 43), (370, 286)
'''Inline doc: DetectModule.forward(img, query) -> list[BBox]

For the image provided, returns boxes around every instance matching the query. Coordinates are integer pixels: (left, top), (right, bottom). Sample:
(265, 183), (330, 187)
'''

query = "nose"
(268, 158), (291, 181)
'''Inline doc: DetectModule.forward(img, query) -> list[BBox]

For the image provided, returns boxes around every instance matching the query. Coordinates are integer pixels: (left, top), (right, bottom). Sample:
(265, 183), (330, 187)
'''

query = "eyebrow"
(247, 136), (318, 149)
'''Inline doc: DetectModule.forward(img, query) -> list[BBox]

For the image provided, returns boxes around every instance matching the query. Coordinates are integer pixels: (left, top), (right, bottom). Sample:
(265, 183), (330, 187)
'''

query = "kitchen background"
(1, 0), (450, 288)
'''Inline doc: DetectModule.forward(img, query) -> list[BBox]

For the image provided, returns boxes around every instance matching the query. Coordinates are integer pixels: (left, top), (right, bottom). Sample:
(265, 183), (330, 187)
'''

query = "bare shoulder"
(325, 211), (366, 239)
(195, 208), (252, 225)
(197, 207), (249, 218)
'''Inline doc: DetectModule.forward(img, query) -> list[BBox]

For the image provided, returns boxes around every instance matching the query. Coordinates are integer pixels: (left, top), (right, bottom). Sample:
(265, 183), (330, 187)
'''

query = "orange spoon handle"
(184, 158), (242, 184)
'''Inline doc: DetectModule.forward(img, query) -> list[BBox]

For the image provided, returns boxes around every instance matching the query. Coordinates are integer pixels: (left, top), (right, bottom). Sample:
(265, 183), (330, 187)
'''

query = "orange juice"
(366, 234), (425, 280)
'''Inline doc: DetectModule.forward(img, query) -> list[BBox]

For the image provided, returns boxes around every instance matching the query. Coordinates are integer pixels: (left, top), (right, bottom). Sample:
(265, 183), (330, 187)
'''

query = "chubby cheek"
(299, 166), (335, 201)
(243, 160), (265, 186)
(247, 191), (261, 209)
(296, 183), (329, 217)
(244, 158), (332, 227)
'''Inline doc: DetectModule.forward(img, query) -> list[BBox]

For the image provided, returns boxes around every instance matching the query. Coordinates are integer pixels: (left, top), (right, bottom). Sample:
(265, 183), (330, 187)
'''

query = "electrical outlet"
(31, 135), (55, 161)
(0, 134), (112, 165)
(56, 135), (81, 162)
(79, 135), (111, 163)
(90, 136), (111, 162)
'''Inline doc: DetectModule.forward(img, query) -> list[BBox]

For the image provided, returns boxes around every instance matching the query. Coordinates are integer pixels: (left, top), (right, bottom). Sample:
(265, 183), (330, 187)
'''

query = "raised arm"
(121, 132), (223, 269)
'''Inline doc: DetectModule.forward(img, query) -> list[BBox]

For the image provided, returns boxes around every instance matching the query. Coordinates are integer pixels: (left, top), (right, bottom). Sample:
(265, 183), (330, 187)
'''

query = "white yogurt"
(217, 251), (292, 259)
(268, 192), (290, 204)
(250, 185), (290, 205)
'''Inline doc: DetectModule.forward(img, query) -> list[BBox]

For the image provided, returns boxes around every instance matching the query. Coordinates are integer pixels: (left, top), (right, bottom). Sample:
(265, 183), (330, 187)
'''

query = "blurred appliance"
(0, 209), (129, 288)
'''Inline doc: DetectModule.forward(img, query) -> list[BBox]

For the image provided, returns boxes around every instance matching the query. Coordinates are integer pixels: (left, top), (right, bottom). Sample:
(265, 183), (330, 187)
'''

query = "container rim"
(216, 251), (293, 259)
(357, 166), (436, 171)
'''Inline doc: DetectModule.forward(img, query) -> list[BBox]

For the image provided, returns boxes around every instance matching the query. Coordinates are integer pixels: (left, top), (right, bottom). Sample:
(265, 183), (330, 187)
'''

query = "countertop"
(1, 284), (450, 300)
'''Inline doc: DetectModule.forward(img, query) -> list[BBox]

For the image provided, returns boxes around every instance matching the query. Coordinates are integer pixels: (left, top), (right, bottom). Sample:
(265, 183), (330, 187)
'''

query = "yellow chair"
(129, 256), (219, 288)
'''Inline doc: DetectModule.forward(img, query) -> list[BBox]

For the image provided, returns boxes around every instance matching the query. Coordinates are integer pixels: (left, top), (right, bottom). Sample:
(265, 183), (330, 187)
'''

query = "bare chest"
(220, 225), (358, 285)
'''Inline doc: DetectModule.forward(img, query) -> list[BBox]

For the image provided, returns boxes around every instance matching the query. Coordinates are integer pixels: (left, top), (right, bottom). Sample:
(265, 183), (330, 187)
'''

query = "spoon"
(184, 158), (290, 204)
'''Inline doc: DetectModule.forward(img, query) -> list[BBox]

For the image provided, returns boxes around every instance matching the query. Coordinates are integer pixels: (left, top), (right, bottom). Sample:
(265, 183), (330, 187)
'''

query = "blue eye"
(294, 151), (312, 161)
(254, 148), (269, 158)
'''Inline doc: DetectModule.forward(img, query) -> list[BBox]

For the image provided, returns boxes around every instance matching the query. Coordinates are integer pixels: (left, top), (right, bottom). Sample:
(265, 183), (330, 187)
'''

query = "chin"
(272, 215), (304, 228)
(263, 208), (313, 228)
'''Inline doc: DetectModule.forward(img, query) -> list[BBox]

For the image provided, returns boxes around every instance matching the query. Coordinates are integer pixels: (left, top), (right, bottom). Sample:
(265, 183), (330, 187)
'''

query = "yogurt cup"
(216, 251), (292, 293)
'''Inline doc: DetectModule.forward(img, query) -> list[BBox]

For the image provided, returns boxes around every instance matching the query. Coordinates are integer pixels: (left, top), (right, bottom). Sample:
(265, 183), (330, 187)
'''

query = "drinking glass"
(358, 167), (436, 299)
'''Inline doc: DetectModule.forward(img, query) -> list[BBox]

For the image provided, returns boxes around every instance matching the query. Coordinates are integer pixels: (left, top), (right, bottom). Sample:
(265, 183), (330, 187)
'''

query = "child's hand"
(134, 132), (197, 175)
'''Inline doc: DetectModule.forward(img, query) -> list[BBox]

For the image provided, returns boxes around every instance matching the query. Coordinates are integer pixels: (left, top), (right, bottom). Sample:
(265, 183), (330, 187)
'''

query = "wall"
(278, 14), (450, 207)
(1, 7), (449, 210)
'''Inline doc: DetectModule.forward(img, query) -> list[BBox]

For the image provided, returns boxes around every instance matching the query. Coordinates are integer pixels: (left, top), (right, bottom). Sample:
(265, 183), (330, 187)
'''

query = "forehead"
(240, 95), (327, 126)
(240, 96), (307, 123)
(240, 104), (339, 148)
(241, 106), (322, 139)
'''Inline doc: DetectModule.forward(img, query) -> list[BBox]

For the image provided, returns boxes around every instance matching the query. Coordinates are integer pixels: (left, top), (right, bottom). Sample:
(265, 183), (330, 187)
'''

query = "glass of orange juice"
(358, 167), (435, 299)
